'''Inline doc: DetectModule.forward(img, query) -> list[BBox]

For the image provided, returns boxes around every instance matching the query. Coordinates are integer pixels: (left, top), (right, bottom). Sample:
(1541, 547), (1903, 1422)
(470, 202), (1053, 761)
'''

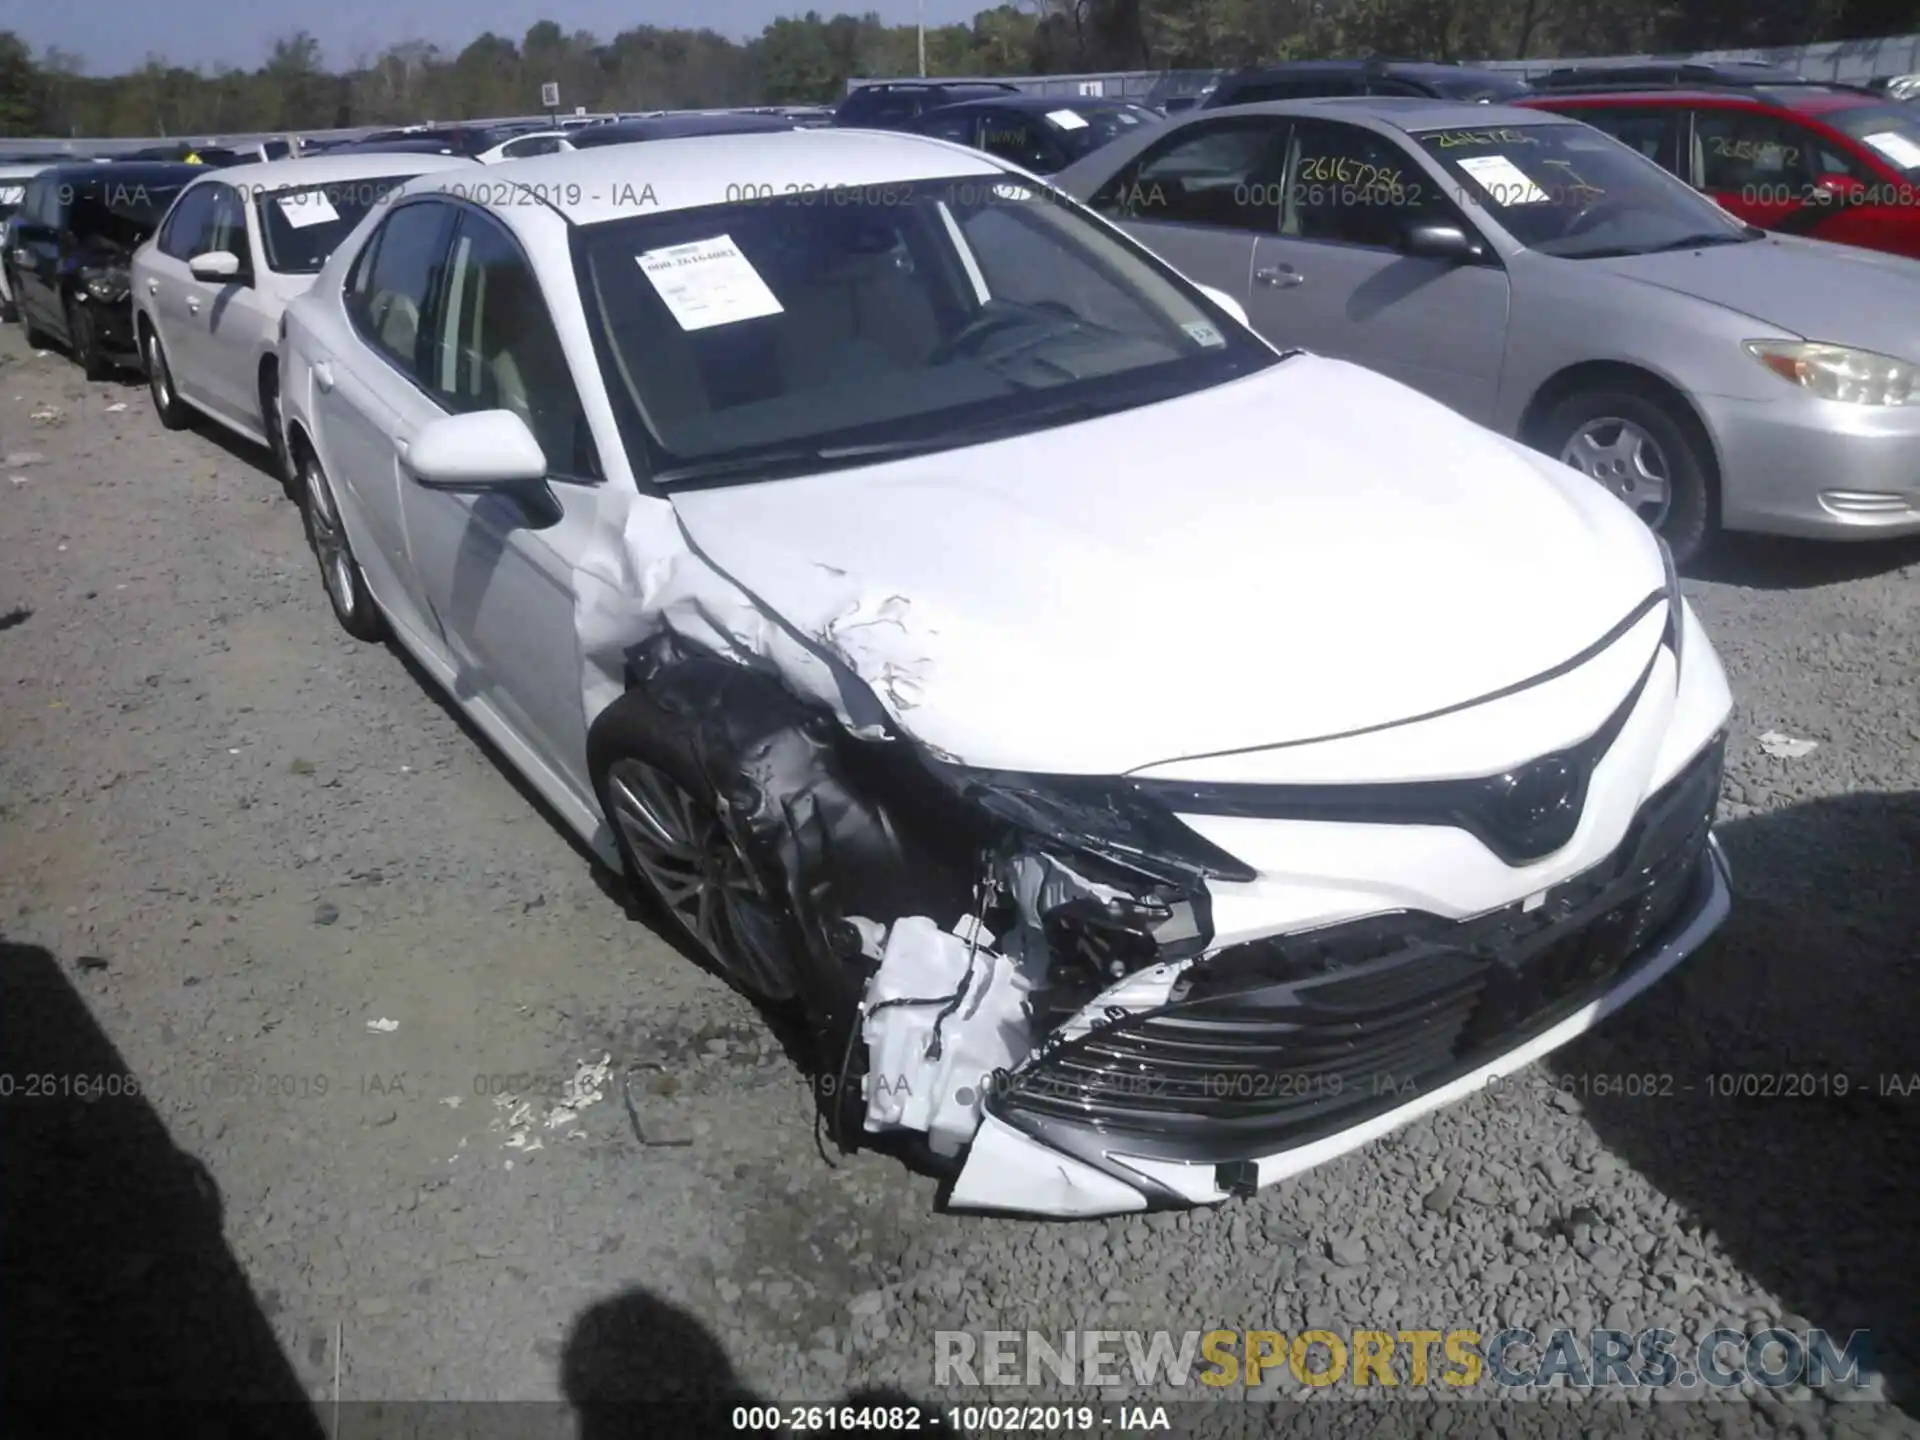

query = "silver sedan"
(1056, 96), (1920, 561)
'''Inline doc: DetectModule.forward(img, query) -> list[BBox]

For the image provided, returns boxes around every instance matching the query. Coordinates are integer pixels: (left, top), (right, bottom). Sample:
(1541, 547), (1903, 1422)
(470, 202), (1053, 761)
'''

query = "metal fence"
(844, 33), (1920, 96)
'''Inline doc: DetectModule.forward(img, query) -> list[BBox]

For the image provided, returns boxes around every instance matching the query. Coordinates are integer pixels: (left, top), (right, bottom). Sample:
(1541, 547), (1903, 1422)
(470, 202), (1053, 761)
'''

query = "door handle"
(1255, 266), (1304, 288)
(312, 361), (334, 392)
(147, 278), (160, 295)
(186, 297), (200, 313)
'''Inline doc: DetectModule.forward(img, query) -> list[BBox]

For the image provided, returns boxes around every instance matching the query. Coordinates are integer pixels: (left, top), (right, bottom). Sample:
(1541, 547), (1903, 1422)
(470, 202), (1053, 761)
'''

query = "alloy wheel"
(605, 757), (795, 1000)
(303, 459), (358, 622)
(1559, 417), (1673, 529)
(148, 334), (172, 410)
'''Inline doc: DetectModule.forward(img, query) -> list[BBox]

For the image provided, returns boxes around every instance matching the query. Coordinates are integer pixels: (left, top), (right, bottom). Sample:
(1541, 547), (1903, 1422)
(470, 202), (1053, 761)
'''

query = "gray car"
(1056, 96), (1920, 561)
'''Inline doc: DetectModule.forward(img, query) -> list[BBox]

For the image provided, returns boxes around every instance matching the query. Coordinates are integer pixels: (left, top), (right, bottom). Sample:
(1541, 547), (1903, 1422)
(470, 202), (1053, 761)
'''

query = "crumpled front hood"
(1594, 234), (1920, 358)
(670, 354), (1664, 776)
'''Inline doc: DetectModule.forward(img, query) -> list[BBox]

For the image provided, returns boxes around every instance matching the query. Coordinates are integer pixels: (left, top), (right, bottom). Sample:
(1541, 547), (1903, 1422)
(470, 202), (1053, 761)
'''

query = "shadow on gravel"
(0, 605), (30, 631)
(1687, 532), (1920, 591)
(562, 1285), (955, 1440)
(1566, 791), (1920, 1412)
(0, 938), (325, 1435)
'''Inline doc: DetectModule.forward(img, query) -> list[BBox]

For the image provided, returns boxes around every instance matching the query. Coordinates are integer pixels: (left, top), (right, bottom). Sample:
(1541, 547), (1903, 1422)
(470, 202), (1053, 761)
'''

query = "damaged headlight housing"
(930, 765), (1256, 885)
(82, 267), (130, 303)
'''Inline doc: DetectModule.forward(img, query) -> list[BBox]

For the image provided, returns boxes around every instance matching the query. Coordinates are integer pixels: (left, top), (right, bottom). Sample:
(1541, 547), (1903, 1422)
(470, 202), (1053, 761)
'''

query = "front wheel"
(145, 327), (190, 430)
(298, 451), (384, 641)
(1535, 388), (1714, 565)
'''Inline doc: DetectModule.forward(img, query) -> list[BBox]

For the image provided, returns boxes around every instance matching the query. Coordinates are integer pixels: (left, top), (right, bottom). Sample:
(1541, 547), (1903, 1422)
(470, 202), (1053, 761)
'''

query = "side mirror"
(1401, 221), (1487, 263)
(407, 409), (549, 492)
(1194, 283), (1250, 328)
(1813, 173), (1867, 200)
(189, 249), (240, 281)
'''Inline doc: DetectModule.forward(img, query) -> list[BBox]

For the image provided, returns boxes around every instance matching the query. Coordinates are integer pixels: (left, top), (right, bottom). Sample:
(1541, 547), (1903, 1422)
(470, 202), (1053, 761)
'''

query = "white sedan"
(275, 131), (1733, 1218)
(131, 151), (476, 488)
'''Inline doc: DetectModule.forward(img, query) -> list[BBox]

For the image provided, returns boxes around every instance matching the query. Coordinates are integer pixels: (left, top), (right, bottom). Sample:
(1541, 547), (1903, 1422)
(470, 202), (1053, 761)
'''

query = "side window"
(349, 201), (455, 381)
(1089, 118), (1287, 232)
(917, 111), (979, 145)
(506, 135), (563, 158)
(427, 212), (599, 479)
(1691, 109), (1817, 192)
(1560, 107), (1680, 173)
(158, 184), (218, 260)
(1231, 77), (1358, 103)
(205, 184), (253, 270)
(1282, 118), (1449, 249)
(978, 113), (1066, 171)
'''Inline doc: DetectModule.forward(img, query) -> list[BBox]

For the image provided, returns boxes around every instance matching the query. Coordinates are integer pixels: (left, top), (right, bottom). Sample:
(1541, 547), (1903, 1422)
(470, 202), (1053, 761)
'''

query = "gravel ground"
(2, 321), (1918, 1436)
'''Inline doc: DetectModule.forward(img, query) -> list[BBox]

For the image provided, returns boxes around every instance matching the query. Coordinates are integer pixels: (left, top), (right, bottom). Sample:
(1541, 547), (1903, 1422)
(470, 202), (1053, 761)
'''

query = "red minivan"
(1520, 84), (1920, 260)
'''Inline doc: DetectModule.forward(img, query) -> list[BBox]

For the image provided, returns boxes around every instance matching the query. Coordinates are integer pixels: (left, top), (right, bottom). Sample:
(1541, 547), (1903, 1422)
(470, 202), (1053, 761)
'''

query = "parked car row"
(11, 126), (1741, 1221)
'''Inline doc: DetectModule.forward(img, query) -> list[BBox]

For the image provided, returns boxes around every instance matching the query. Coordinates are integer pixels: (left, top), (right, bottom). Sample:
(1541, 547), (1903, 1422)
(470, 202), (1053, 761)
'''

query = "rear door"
(12, 178), (66, 330)
(1685, 104), (1845, 234)
(1249, 117), (1510, 423)
(320, 198), (459, 651)
(1082, 115), (1290, 308)
(142, 181), (219, 405)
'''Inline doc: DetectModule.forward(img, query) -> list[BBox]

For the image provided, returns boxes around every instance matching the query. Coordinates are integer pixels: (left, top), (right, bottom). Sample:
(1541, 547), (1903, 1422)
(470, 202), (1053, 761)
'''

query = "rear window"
(257, 177), (418, 274)
(1820, 103), (1920, 175)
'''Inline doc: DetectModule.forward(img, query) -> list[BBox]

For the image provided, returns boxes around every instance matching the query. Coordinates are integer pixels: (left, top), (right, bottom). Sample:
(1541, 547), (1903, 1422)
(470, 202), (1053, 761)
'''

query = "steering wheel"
(1559, 194), (1634, 239)
(929, 307), (1034, 364)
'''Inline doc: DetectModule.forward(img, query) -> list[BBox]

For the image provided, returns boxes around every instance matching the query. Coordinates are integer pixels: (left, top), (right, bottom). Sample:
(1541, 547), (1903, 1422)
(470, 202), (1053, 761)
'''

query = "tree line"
(4, 0), (1916, 139)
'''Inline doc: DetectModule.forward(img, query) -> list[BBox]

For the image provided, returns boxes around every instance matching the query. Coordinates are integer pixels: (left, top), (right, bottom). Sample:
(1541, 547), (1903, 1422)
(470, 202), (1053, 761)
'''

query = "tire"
(15, 278), (49, 349)
(259, 366), (296, 498)
(589, 699), (810, 1010)
(67, 299), (111, 381)
(144, 327), (191, 431)
(298, 449), (384, 641)
(1534, 386), (1714, 565)
(0, 280), (15, 325)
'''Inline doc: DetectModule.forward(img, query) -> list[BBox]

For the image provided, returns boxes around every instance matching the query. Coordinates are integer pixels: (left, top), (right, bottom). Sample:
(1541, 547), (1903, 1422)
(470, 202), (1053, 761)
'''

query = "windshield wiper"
(652, 394), (1141, 485)
(1640, 232), (1756, 253)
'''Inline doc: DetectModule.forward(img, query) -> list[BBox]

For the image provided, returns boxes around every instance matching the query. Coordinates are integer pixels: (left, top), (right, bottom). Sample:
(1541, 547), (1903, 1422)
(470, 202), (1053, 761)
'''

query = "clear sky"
(0, 0), (989, 74)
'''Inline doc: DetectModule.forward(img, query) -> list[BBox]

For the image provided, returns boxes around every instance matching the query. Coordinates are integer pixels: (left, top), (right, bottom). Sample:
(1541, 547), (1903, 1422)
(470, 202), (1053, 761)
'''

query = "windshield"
(1431, 73), (1533, 102)
(1418, 122), (1753, 257)
(257, 177), (418, 273)
(70, 183), (185, 246)
(578, 175), (1274, 484)
(1819, 103), (1920, 175)
(1051, 104), (1162, 158)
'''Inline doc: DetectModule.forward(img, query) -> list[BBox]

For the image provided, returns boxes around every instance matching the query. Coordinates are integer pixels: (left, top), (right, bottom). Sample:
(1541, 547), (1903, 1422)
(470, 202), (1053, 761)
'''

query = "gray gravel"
(3, 324), (1918, 1434)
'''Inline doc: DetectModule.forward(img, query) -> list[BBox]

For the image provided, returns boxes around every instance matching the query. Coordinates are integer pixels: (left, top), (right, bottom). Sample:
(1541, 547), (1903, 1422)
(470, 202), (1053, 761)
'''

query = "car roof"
(917, 94), (1152, 116)
(422, 128), (1003, 227)
(1207, 95), (1572, 131)
(574, 113), (799, 143)
(185, 151), (478, 191)
(845, 80), (1018, 93)
(36, 161), (204, 185)
(1521, 83), (1878, 110)
(1222, 59), (1513, 79)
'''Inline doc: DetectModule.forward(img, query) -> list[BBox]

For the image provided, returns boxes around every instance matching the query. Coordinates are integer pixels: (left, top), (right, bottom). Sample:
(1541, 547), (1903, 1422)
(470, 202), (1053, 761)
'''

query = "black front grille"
(992, 735), (1724, 1162)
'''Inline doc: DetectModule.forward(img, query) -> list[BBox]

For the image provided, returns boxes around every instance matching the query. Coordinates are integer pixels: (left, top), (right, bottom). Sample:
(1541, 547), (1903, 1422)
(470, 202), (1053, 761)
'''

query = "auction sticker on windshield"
(637, 234), (784, 331)
(1861, 129), (1920, 169)
(278, 192), (341, 229)
(1047, 109), (1091, 130)
(0, 185), (24, 206)
(1456, 154), (1549, 204)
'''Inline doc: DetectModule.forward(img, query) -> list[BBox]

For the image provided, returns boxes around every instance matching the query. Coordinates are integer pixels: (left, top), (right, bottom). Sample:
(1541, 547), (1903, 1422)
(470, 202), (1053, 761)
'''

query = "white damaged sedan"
(276, 130), (1733, 1218)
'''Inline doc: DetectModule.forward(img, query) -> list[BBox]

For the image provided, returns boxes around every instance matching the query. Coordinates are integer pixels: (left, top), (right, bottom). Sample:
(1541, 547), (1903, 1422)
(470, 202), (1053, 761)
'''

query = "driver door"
(400, 206), (605, 794)
(1248, 117), (1511, 423)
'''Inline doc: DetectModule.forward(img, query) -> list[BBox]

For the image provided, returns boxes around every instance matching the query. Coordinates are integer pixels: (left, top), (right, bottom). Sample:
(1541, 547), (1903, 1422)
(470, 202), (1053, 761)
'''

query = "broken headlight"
(929, 764), (1256, 886)
(82, 267), (130, 303)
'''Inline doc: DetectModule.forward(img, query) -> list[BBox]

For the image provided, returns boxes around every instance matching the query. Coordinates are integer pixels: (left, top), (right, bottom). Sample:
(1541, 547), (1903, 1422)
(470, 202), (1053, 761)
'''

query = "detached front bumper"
(78, 294), (140, 362)
(949, 738), (1731, 1217)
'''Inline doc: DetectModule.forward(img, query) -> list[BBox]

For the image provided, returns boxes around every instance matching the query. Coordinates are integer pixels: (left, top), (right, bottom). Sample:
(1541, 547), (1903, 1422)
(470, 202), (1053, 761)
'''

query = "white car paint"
(475, 131), (576, 163)
(130, 152), (477, 451)
(275, 132), (1734, 1218)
